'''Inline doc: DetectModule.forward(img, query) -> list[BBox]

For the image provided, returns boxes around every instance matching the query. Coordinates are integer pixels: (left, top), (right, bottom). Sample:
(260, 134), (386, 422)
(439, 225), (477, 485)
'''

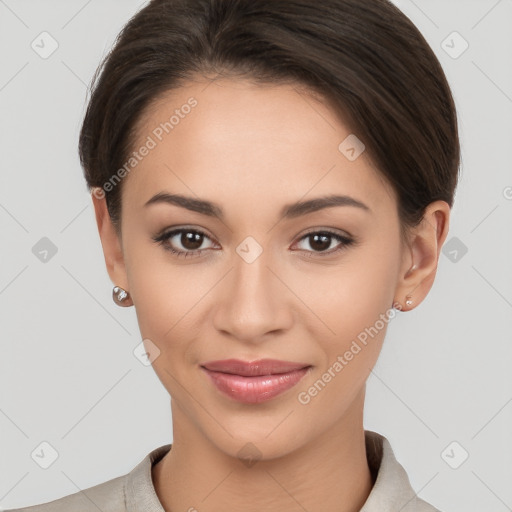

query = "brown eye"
(179, 231), (205, 250)
(307, 233), (332, 252)
(153, 228), (216, 258)
(294, 230), (355, 257)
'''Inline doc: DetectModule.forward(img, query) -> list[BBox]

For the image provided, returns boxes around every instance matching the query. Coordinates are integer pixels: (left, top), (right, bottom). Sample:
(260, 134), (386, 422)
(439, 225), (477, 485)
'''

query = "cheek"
(295, 280), (396, 421)
(307, 283), (390, 394)
(131, 275), (201, 352)
(294, 233), (400, 378)
(123, 224), (206, 333)
(127, 251), (215, 379)
(297, 245), (398, 337)
(130, 271), (202, 400)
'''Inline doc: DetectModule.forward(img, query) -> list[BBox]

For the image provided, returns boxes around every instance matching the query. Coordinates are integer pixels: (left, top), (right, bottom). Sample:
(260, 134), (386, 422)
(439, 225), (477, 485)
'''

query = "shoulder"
(2, 474), (126, 512)
(362, 430), (444, 512)
(399, 495), (443, 512)
(2, 444), (171, 512)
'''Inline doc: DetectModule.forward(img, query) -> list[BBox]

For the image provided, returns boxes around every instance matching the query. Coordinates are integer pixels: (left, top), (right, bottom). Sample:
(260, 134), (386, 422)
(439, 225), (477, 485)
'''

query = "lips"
(200, 358), (312, 403)
(201, 358), (309, 376)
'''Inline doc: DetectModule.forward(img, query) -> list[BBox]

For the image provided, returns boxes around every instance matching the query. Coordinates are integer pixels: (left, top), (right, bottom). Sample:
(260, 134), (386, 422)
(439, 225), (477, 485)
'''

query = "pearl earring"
(113, 286), (132, 307)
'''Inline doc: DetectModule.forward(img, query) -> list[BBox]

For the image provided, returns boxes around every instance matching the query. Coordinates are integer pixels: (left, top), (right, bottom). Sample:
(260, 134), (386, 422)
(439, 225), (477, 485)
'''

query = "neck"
(153, 391), (374, 512)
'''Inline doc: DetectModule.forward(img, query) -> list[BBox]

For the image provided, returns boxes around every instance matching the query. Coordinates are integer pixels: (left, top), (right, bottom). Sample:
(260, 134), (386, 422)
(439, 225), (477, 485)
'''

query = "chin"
(202, 417), (313, 464)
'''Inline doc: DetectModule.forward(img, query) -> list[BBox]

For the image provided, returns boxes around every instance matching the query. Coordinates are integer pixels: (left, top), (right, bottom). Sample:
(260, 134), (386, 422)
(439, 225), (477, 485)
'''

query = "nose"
(212, 244), (294, 344)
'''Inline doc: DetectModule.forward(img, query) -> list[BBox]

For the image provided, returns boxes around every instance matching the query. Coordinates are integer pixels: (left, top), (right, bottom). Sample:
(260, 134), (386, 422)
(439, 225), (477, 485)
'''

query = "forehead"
(122, 77), (396, 216)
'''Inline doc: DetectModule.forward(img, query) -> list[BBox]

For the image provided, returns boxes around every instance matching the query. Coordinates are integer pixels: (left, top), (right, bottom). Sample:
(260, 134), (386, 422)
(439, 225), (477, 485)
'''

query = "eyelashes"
(152, 227), (356, 260)
(153, 228), (216, 259)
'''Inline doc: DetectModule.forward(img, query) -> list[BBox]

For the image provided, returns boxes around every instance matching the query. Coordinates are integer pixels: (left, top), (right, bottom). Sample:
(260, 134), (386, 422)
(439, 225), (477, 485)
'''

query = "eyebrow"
(144, 192), (371, 220)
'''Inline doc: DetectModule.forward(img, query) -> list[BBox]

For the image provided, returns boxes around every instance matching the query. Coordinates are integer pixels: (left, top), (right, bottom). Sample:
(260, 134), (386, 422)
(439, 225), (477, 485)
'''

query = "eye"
(152, 227), (217, 258)
(292, 229), (355, 257)
(153, 227), (356, 259)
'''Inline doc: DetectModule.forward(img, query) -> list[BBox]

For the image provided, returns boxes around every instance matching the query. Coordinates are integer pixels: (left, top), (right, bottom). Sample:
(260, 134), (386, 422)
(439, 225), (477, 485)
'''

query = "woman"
(6, 0), (459, 510)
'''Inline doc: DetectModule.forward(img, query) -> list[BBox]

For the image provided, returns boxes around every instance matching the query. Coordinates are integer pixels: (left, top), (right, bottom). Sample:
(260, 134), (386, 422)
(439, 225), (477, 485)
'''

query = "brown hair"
(78, 0), (460, 241)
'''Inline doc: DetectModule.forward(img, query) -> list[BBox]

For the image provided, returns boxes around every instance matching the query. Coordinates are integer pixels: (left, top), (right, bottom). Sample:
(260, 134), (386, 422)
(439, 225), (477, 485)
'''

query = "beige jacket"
(4, 430), (441, 511)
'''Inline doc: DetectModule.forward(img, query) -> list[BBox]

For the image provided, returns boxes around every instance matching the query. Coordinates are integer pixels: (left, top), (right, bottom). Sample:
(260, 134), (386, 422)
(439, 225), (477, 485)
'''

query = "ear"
(393, 200), (451, 311)
(91, 188), (132, 305)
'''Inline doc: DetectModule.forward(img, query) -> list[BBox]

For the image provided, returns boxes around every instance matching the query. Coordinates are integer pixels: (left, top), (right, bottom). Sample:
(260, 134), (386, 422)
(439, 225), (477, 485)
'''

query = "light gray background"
(0, 0), (511, 510)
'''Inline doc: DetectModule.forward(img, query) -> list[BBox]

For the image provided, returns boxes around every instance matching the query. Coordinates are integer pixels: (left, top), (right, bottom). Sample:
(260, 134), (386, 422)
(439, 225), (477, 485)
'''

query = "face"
(94, 76), (427, 460)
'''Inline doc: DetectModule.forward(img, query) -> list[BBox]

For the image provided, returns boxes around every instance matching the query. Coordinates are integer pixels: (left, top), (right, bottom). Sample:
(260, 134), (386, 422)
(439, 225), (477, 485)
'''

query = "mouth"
(200, 359), (312, 404)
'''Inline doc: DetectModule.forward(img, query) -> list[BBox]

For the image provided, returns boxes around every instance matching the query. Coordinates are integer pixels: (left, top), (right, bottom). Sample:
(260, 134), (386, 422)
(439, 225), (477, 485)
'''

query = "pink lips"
(201, 358), (311, 404)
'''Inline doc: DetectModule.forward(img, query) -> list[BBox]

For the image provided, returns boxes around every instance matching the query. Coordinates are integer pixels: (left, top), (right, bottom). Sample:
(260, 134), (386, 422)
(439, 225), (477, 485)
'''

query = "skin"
(91, 76), (450, 512)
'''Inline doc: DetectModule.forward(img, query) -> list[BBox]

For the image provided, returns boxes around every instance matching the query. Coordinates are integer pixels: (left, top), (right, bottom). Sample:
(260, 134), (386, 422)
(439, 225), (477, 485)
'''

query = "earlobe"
(393, 200), (451, 311)
(90, 188), (130, 294)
